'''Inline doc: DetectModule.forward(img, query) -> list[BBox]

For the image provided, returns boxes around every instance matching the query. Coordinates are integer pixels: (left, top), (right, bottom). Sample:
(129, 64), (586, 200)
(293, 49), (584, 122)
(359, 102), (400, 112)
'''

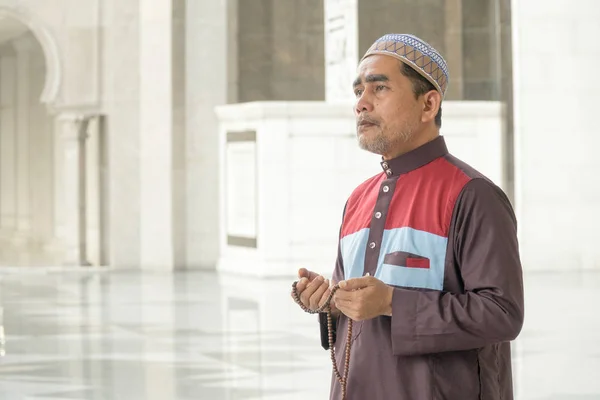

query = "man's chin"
(357, 136), (386, 155)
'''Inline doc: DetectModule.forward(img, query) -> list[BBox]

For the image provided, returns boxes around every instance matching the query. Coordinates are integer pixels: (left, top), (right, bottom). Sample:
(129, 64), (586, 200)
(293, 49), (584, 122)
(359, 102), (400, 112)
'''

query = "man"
(292, 33), (524, 400)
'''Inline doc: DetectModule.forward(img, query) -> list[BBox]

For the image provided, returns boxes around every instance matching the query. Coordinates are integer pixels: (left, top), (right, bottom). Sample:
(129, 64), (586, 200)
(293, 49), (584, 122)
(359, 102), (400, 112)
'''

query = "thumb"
(298, 268), (309, 279)
(298, 268), (319, 281)
(338, 276), (371, 291)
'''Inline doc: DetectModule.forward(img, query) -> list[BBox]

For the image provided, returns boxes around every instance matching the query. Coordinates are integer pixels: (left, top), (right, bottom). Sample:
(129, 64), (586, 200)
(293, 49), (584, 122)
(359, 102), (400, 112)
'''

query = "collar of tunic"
(379, 135), (449, 178)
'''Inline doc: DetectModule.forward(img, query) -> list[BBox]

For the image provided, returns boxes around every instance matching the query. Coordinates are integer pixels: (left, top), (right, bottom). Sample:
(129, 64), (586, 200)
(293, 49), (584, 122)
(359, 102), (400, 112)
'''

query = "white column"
(28, 37), (54, 244)
(185, 0), (228, 269)
(103, 0), (141, 268)
(0, 53), (17, 232)
(56, 113), (89, 266)
(85, 117), (101, 266)
(139, 0), (174, 269)
(324, 0), (358, 102)
(52, 115), (66, 257)
(13, 35), (35, 235)
(172, 0), (187, 268)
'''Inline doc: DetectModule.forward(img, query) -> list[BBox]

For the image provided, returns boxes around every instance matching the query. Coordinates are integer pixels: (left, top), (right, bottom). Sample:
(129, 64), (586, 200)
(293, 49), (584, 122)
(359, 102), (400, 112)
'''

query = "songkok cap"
(361, 33), (449, 98)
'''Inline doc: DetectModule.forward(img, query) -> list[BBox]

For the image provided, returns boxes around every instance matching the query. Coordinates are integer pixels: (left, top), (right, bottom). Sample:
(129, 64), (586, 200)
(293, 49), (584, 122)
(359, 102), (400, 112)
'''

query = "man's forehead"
(354, 55), (399, 83)
(357, 55), (398, 75)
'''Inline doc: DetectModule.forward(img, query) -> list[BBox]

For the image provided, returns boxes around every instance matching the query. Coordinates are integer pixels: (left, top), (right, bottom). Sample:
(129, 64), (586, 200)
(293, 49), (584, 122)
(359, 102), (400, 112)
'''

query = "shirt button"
(374, 212), (382, 219)
(369, 242), (376, 249)
(386, 170), (392, 176)
(382, 162), (389, 169)
(383, 186), (389, 193)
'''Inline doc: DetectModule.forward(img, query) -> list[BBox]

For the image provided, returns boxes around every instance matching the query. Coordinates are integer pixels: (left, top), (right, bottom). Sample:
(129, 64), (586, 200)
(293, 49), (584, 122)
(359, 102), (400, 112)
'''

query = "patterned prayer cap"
(361, 33), (449, 98)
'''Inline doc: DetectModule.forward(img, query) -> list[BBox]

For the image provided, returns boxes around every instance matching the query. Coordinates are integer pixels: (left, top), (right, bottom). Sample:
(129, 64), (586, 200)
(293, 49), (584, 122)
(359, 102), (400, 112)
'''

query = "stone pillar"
(172, 0), (187, 269)
(84, 117), (102, 266)
(13, 35), (34, 238)
(56, 113), (91, 266)
(324, 0), (359, 102)
(102, 0), (141, 268)
(139, 0), (174, 269)
(0, 52), (17, 233)
(185, 0), (228, 269)
(29, 39), (56, 248)
(13, 35), (35, 238)
(444, 0), (464, 100)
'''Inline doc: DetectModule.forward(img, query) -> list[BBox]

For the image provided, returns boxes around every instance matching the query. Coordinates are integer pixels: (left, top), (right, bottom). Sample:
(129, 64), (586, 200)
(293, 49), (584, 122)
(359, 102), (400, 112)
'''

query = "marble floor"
(0, 267), (598, 400)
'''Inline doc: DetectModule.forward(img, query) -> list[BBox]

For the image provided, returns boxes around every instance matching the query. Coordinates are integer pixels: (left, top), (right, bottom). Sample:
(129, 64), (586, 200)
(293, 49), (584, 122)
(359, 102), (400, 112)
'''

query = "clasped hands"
(292, 268), (393, 321)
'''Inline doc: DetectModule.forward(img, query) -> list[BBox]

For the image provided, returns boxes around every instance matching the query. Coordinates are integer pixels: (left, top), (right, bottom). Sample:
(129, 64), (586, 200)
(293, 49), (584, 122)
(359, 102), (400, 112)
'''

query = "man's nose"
(355, 93), (374, 115)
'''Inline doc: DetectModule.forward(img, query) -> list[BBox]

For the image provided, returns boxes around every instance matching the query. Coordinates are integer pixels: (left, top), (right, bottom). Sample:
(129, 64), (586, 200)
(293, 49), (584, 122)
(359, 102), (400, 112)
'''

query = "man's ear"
(421, 90), (441, 124)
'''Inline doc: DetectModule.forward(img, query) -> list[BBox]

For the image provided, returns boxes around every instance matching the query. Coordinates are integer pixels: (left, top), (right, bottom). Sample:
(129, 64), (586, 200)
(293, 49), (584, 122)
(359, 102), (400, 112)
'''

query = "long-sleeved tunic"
(322, 136), (524, 400)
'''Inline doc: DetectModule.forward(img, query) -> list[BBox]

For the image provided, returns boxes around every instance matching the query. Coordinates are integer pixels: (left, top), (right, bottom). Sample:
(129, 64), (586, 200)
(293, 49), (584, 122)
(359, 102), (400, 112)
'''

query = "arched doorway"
(0, 14), (59, 265)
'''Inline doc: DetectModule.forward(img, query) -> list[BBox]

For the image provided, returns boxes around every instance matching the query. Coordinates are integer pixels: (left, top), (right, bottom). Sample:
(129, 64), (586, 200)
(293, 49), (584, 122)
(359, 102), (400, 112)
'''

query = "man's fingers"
(334, 297), (355, 318)
(319, 284), (333, 306)
(298, 268), (319, 282)
(333, 288), (351, 302)
(295, 277), (309, 293)
(335, 296), (365, 321)
(298, 268), (309, 279)
(310, 279), (330, 309)
(293, 271), (335, 311)
(334, 297), (351, 308)
(306, 275), (325, 291)
(332, 287), (359, 315)
(300, 275), (325, 305)
(338, 276), (372, 291)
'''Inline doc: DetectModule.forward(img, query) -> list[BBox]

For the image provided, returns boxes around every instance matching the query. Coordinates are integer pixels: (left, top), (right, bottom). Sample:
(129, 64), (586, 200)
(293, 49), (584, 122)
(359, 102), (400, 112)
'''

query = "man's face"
(353, 55), (423, 158)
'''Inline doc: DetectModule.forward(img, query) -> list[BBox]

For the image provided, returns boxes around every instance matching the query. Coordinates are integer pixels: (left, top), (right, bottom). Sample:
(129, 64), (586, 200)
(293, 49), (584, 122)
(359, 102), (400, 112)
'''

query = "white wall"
(216, 101), (506, 278)
(512, 0), (600, 271)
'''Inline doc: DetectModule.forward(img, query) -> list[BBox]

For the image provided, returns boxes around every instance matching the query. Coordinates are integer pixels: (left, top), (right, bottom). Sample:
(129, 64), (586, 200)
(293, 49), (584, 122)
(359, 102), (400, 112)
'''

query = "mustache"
(357, 115), (380, 126)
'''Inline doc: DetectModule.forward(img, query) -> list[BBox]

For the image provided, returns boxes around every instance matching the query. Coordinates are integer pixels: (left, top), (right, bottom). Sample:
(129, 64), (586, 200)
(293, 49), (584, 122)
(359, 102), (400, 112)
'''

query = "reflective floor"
(0, 267), (598, 400)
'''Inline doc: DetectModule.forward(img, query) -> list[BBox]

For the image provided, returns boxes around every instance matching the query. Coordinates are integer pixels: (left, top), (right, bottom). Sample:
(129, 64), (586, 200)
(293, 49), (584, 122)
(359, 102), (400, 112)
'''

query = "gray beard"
(358, 133), (388, 155)
(357, 129), (413, 155)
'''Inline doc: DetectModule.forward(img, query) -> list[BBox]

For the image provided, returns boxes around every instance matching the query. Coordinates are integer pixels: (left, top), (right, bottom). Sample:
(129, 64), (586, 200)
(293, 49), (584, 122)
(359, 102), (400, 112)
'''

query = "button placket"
(365, 179), (396, 276)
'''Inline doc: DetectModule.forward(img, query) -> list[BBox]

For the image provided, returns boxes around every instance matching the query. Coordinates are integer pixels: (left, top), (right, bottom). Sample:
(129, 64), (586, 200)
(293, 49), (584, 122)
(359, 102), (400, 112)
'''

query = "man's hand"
(292, 268), (339, 314)
(333, 275), (393, 321)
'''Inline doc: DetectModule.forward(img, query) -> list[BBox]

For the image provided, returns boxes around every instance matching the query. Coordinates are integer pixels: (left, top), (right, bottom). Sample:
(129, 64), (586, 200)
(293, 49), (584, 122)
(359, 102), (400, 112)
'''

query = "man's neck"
(382, 130), (440, 161)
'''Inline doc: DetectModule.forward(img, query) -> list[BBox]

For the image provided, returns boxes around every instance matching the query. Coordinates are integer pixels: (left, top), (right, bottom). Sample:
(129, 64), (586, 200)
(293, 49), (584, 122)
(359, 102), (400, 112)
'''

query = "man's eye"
(354, 89), (363, 96)
(376, 85), (387, 91)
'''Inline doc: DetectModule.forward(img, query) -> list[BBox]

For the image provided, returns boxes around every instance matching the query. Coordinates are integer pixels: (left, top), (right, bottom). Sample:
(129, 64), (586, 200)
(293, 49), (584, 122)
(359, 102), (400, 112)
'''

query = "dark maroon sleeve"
(319, 203), (347, 350)
(331, 200), (348, 285)
(389, 178), (524, 356)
